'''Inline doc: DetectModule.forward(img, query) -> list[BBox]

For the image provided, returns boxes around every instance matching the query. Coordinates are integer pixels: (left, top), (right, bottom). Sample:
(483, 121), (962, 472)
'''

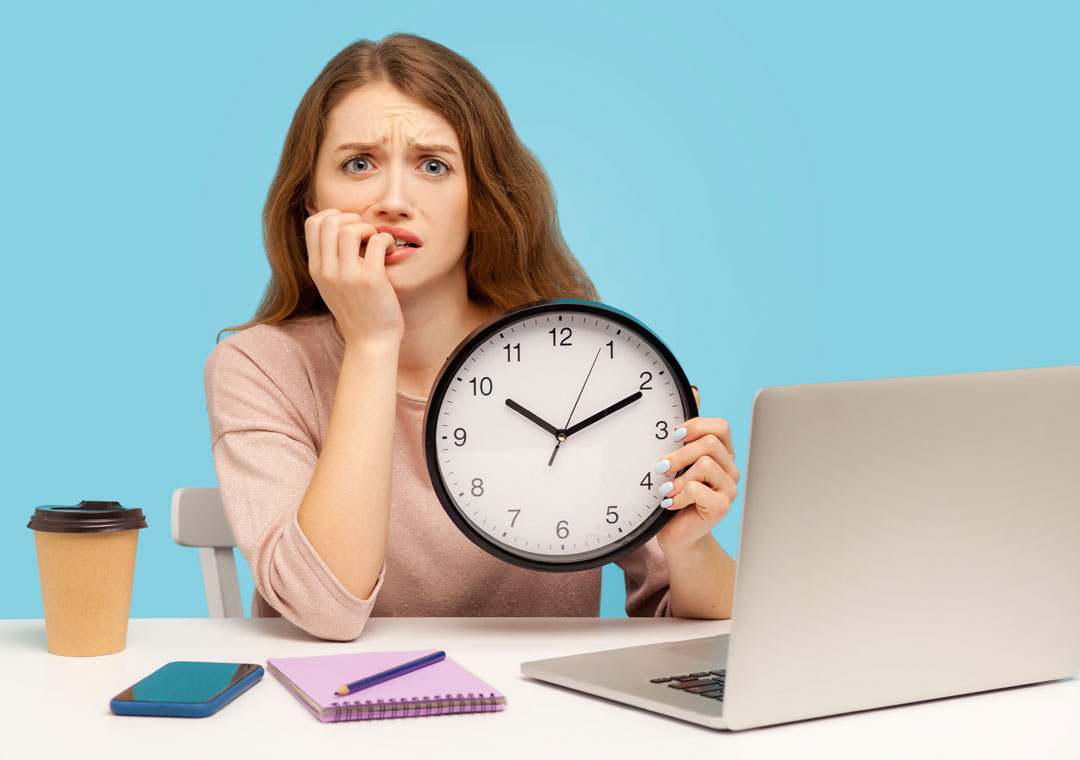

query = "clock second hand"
(548, 346), (603, 467)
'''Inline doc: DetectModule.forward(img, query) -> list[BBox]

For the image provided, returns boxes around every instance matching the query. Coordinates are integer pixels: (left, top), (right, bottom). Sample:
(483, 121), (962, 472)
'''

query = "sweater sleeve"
(203, 337), (385, 641)
(615, 535), (673, 617)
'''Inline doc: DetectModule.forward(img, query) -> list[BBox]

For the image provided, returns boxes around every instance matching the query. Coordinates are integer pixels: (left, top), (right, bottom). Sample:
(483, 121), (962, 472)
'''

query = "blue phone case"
(110, 664), (264, 718)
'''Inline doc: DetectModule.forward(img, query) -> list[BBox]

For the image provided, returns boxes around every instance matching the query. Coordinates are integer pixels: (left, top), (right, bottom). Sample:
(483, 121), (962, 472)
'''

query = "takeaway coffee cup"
(27, 500), (148, 656)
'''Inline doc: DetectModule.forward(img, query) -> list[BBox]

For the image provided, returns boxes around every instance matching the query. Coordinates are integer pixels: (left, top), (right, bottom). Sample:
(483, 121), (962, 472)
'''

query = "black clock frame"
(423, 298), (699, 573)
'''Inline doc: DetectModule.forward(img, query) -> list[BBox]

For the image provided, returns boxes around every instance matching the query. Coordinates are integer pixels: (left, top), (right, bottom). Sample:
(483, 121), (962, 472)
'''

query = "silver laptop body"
(521, 365), (1080, 730)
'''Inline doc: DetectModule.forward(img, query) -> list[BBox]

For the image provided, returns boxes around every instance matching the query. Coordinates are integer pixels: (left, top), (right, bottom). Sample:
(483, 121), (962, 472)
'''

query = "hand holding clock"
(653, 385), (739, 552)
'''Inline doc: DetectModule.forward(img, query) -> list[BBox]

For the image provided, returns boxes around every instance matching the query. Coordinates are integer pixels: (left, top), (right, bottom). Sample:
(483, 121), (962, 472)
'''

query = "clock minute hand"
(563, 391), (644, 438)
(505, 398), (560, 437)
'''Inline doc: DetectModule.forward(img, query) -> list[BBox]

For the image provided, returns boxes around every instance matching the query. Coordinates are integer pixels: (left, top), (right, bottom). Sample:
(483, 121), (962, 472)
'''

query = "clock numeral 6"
(471, 478), (484, 497)
(606, 505), (619, 524)
(469, 376), (493, 396)
(454, 428), (467, 446)
(548, 327), (572, 346)
(655, 420), (669, 439)
(556, 520), (569, 539)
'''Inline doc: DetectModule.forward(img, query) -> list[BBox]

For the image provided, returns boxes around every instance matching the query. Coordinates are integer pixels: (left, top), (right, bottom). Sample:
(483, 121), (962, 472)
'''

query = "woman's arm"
(654, 386), (740, 619)
(205, 333), (397, 641)
(297, 340), (399, 601)
(662, 534), (736, 619)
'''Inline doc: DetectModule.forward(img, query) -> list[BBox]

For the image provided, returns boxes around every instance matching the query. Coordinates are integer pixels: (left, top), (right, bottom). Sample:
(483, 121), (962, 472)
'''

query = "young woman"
(205, 33), (738, 641)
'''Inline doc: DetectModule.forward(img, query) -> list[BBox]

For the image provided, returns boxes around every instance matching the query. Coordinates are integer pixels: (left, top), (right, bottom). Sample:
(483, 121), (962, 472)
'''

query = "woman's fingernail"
(673, 427), (687, 441)
(660, 498), (674, 509)
(654, 459), (670, 475)
(659, 481), (674, 496)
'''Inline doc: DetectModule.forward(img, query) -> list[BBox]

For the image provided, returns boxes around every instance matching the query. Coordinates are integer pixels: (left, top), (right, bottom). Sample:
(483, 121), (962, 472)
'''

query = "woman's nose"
(372, 161), (413, 217)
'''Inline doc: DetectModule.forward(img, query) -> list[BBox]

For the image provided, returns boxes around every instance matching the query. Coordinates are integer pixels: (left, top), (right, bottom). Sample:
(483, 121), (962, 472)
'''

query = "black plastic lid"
(27, 500), (148, 534)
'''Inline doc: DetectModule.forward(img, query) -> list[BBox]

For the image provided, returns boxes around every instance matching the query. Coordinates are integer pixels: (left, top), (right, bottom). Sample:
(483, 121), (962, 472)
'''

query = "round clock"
(423, 298), (698, 572)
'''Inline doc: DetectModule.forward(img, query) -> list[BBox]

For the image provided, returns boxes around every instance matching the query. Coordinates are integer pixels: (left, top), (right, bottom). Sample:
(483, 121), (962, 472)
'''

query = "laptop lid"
(722, 365), (1080, 730)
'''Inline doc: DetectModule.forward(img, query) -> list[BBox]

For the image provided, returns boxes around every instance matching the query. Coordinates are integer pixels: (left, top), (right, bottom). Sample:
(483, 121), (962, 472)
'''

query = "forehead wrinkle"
(374, 108), (439, 146)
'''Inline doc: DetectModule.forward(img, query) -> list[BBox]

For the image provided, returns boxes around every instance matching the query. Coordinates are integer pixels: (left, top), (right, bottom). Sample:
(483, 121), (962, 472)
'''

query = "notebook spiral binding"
(329, 693), (501, 722)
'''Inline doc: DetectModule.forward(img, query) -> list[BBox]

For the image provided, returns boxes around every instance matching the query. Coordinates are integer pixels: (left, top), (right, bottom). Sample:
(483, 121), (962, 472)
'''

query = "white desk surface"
(3, 616), (1078, 759)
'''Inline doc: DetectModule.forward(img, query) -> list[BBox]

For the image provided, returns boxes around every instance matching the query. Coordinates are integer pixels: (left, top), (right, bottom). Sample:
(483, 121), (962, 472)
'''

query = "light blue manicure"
(654, 459), (670, 475)
(673, 427), (687, 441)
(659, 482), (674, 496)
(660, 498), (673, 509)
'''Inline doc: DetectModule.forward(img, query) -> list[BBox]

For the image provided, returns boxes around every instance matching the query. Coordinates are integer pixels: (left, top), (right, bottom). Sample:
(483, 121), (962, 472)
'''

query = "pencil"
(334, 650), (447, 696)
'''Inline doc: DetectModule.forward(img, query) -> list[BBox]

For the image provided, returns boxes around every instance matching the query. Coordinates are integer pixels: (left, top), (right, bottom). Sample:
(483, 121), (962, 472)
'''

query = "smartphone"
(110, 661), (263, 718)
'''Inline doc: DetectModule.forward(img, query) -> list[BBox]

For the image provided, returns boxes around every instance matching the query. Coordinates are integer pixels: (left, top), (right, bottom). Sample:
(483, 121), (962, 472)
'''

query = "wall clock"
(423, 298), (697, 572)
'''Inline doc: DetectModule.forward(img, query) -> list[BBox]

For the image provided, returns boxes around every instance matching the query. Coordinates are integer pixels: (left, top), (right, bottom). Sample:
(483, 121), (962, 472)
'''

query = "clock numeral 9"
(556, 520), (569, 539)
(454, 428), (467, 446)
(548, 327), (572, 346)
(471, 478), (484, 497)
(655, 420), (669, 439)
(469, 376), (493, 396)
(639, 371), (652, 391)
(503, 343), (521, 362)
(606, 505), (619, 524)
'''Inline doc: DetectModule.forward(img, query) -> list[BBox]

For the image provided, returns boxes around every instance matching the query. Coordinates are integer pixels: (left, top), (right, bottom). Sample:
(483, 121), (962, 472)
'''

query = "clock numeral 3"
(469, 376), (493, 396)
(655, 420), (669, 439)
(556, 520), (569, 539)
(548, 327), (572, 346)
(471, 478), (484, 497)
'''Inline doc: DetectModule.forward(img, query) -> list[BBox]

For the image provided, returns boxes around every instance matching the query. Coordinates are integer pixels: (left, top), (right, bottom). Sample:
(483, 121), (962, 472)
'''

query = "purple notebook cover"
(267, 649), (506, 722)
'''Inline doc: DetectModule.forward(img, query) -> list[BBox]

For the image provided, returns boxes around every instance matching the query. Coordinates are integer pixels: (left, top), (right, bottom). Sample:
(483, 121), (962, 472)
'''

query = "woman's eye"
(344, 156), (371, 173)
(422, 159), (449, 176)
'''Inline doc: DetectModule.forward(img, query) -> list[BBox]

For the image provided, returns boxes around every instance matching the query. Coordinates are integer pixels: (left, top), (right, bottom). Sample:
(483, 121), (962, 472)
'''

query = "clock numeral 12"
(549, 327), (572, 346)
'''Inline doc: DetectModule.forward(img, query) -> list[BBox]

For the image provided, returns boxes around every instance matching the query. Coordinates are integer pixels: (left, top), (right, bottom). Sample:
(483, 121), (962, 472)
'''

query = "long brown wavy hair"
(216, 33), (600, 343)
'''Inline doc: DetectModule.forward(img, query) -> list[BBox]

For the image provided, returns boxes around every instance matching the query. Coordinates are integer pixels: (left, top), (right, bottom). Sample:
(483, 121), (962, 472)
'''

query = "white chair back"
(170, 487), (243, 618)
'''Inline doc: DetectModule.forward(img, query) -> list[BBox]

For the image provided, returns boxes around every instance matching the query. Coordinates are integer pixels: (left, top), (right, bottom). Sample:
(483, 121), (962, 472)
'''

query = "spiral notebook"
(266, 649), (506, 722)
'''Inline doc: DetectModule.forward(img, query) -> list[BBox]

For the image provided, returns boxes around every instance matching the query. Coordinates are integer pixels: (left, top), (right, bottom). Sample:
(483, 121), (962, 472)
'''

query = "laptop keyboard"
(650, 669), (725, 701)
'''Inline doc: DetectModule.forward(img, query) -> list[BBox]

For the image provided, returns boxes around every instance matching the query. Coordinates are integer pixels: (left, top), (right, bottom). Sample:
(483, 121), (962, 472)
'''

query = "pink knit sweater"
(203, 312), (672, 641)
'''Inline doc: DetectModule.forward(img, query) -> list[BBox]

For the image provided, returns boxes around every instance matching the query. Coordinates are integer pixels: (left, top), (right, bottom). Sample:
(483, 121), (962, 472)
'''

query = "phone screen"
(113, 662), (261, 704)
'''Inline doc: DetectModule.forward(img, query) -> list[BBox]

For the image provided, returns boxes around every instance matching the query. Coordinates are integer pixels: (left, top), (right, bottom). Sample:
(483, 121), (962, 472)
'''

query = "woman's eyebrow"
(334, 141), (458, 156)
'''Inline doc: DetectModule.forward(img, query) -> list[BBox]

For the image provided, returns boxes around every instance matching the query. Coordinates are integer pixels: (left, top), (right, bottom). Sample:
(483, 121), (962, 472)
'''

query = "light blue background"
(3, 1), (1077, 620)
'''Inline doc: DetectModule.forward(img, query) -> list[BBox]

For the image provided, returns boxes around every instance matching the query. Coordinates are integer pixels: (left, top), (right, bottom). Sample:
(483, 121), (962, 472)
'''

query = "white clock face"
(426, 302), (694, 570)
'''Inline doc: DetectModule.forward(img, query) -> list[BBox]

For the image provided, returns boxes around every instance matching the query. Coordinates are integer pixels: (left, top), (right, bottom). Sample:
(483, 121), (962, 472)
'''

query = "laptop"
(521, 365), (1080, 730)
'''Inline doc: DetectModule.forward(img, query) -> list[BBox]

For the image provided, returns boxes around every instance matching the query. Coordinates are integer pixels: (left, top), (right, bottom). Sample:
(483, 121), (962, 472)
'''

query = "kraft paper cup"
(28, 501), (148, 657)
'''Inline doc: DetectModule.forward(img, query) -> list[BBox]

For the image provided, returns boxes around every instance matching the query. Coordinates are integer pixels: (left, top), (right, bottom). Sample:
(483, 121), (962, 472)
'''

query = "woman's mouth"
(359, 239), (421, 255)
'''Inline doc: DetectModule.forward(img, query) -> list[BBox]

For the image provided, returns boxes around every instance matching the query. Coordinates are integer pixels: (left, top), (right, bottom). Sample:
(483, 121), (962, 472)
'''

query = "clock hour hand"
(505, 398), (560, 437)
(563, 391), (643, 438)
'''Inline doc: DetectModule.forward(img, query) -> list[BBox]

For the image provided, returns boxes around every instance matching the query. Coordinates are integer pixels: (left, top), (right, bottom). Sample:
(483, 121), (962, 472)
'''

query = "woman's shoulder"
(205, 313), (340, 377)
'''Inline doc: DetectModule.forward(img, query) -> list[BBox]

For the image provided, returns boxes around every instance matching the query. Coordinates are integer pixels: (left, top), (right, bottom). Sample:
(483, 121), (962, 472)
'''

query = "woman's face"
(306, 81), (469, 289)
